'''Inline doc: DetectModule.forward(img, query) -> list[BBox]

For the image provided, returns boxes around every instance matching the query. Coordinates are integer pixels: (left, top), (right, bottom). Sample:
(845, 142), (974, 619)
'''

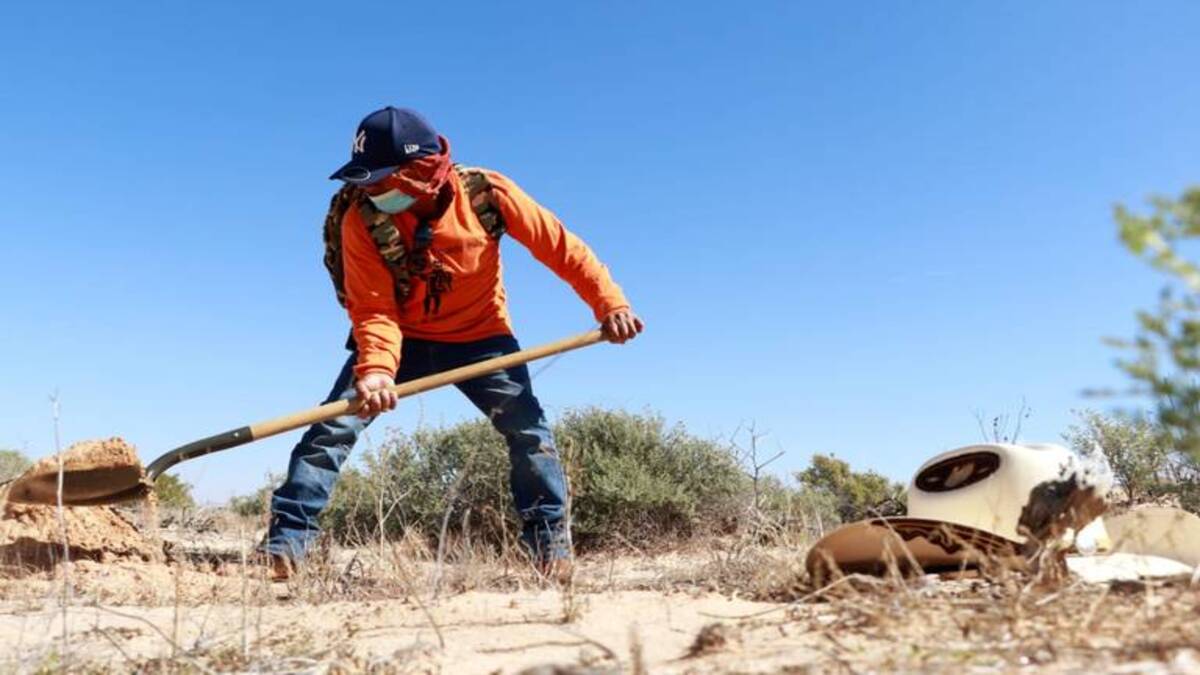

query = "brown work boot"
(251, 552), (294, 581)
(270, 554), (295, 581)
(536, 556), (575, 586)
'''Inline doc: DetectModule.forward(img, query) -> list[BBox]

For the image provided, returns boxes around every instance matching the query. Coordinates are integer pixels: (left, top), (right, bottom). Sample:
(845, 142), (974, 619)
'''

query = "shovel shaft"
(145, 329), (604, 480)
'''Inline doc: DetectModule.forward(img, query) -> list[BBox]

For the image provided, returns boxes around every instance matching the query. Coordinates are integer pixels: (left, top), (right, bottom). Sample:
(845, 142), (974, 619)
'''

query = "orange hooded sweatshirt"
(341, 169), (629, 379)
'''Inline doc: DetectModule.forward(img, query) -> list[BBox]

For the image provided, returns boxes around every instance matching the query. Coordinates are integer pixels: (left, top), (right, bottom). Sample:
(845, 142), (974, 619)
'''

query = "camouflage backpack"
(322, 165), (507, 309)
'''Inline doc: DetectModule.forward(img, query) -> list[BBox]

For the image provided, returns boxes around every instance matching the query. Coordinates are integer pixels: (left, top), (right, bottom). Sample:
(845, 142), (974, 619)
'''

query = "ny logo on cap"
(352, 130), (366, 155)
(404, 143), (420, 155)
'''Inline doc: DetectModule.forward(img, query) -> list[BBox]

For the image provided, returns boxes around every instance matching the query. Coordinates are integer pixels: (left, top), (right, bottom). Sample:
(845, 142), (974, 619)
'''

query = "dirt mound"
(24, 437), (142, 477)
(5, 436), (146, 505)
(0, 439), (161, 573)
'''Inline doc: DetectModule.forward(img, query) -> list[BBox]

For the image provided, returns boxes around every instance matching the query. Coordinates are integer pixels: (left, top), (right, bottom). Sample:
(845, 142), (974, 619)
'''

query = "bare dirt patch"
(3, 536), (1200, 673)
(2, 466), (1199, 673)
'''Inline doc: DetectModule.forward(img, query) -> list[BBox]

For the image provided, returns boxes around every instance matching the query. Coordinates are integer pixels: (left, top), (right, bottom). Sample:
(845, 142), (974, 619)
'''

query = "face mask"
(367, 188), (417, 214)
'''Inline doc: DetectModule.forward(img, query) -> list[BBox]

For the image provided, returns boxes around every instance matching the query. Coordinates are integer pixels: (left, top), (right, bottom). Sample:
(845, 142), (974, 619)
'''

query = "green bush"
(0, 449), (31, 483)
(322, 420), (512, 547)
(154, 473), (195, 511)
(795, 454), (905, 523)
(322, 408), (750, 550)
(1065, 410), (1200, 511)
(228, 476), (280, 518)
(318, 407), (914, 551)
(1172, 460), (1200, 513)
(559, 407), (748, 546)
(1064, 410), (1169, 504)
(744, 472), (841, 537)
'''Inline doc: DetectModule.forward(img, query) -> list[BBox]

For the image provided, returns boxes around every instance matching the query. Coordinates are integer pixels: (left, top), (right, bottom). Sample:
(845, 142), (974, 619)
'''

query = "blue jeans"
(264, 334), (569, 563)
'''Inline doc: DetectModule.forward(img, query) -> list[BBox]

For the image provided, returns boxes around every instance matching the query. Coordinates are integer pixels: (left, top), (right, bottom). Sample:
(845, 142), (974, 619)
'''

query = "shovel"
(7, 330), (603, 506)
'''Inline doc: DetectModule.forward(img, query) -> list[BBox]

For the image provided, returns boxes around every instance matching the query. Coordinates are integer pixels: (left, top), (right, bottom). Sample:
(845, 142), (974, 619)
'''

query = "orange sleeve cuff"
(353, 363), (396, 381)
(352, 348), (399, 381)
(589, 287), (631, 323)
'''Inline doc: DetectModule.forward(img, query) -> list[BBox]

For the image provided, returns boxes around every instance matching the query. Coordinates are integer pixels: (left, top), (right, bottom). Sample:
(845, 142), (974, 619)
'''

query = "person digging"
(260, 107), (643, 581)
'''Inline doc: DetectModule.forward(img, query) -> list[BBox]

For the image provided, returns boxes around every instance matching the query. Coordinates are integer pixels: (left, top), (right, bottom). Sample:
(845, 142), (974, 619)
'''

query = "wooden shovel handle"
(254, 329), (604, 436)
(145, 330), (604, 479)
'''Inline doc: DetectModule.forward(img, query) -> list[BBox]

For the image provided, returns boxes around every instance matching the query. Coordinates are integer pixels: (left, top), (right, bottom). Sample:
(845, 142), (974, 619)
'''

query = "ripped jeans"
(263, 334), (569, 563)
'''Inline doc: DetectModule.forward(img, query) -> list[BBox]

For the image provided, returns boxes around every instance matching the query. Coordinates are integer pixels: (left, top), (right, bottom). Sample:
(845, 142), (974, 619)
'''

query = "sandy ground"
(3, 447), (1200, 673)
(1, 586), (788, 673)
(3, 545), (1200, 674)
(1, 532), (798, 673)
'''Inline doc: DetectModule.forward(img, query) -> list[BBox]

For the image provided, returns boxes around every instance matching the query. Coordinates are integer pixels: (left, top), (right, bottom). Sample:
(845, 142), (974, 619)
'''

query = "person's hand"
(355, 372), (397, 419)
(601, 308), (645, 344)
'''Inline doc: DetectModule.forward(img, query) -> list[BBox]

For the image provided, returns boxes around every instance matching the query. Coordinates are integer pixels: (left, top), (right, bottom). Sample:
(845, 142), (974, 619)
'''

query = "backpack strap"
(322, 184), (425, 309)
(362, 199), (427, 305)
(323, 167), (504, 311)
(322, 185), (359, 308)
(454, 164), (506, 240)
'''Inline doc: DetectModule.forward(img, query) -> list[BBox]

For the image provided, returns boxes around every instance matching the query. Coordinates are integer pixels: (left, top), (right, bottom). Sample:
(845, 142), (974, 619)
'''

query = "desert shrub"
(1064, 410), (1171, 503)
(322, 408), (749, 550)
(320, 467), (380, 541)
(558, 407), (747, 546)
(322, 420), (512, 547)
(228, 475), (280, 518)
(0, 449), (31, 482)
(1065, 410), (1200, 511)
(154, 473), (195, 511)
(786, 482), (844, 535)
(740, 472), (842, 540)
(749, 474), (800, 522)
(794, 454), (905, 524)
(320, 409), (923, 550)
(1168, 456), (1200, 513)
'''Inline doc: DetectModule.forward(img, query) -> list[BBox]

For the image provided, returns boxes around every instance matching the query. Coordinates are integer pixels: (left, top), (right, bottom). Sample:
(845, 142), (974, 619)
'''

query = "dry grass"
(3, 509), (1200, 674)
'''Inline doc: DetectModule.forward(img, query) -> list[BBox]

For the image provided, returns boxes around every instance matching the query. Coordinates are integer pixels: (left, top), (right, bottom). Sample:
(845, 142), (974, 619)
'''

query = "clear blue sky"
(2, 2), (1198, 503)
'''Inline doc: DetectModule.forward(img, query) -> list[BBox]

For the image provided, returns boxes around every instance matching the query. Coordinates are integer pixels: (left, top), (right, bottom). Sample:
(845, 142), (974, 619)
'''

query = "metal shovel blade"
(5, 464), (151, 506)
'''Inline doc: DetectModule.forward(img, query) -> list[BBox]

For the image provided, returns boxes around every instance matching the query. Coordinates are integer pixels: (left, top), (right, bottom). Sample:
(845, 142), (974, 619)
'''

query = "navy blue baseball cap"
(329, 107), (441, 185)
